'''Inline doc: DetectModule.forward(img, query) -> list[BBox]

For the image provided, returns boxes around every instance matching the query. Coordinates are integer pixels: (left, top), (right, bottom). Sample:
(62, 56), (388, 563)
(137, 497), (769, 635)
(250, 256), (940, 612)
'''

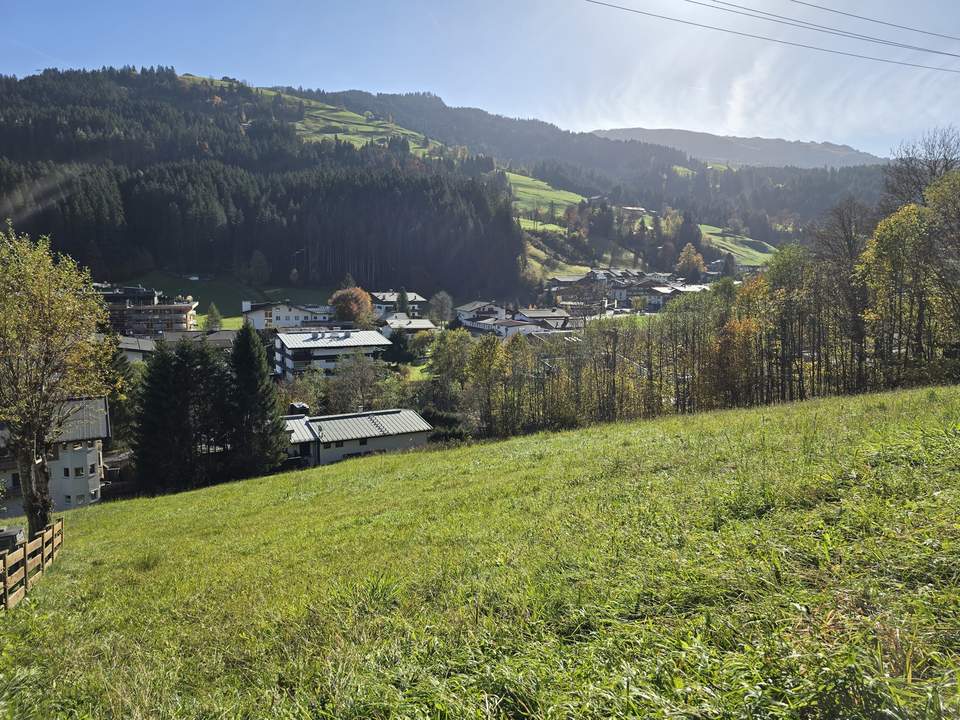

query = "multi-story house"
(274, 329), (392, 380)
(371, 291), (426, 319)
(241, 301), (337, 330)
(96, 284), (198, 335)
(0, 398), (111, 518)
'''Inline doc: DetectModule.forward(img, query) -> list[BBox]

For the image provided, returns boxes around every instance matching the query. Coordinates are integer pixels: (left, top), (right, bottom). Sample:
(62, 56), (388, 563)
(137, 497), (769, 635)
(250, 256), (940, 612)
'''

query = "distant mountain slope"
(593, 127), (885, 169)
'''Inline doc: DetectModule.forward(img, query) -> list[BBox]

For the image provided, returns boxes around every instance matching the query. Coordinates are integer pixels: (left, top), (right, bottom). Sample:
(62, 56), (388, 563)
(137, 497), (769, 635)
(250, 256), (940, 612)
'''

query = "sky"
(3, 0), (959, 156)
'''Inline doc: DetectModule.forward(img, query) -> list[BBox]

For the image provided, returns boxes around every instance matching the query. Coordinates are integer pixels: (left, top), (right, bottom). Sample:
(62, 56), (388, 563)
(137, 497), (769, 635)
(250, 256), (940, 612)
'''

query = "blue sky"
(3, 0), (959, 156)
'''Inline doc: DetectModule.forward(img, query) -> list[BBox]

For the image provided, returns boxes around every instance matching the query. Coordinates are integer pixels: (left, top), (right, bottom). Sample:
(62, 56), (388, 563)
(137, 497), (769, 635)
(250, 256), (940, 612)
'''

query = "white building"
(473, 317), (541, 339)
(284, 409), (433, 466)
(455, 301), (507, 325)
(275, 329), (392, 380)
(0, 398), (111, 518)
(241, 301), (337, 330)
(371, 291), (426, 319)
(379, 313), (438, 338)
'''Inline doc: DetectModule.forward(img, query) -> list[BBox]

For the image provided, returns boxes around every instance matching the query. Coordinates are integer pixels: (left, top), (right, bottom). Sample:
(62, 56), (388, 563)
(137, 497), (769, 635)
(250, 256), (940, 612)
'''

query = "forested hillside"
(0, 68), (524, 295)
(595, 126), (885, 169)
(283, 88), (885, 238)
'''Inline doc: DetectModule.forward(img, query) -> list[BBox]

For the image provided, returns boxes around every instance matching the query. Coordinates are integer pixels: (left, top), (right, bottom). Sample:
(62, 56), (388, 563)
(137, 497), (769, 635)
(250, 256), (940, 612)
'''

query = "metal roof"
(1, 398), (111, 450)
(456, 300), (498, 313)
(284, 415), (318, 444)
(277, 330), (391, 350)
(283, 409), (432, 444)
(518, 307), (570, 318)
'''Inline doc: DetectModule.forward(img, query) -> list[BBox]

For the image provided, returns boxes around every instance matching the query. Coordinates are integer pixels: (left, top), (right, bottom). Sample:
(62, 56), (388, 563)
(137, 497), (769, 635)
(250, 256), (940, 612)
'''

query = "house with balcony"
(241, 300), (338, 330)
(0, 397), (111, 518)
(274, 329), (392, 380)
(371, 291), (427, 319)
(95, 283), (198, 335)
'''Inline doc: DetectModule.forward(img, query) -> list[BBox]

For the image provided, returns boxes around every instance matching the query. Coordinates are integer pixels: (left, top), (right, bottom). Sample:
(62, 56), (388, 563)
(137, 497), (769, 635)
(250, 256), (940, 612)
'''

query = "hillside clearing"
(700, 224), (778, 267)
(507, 172), (585, 214)
(2, 386), (959, 716)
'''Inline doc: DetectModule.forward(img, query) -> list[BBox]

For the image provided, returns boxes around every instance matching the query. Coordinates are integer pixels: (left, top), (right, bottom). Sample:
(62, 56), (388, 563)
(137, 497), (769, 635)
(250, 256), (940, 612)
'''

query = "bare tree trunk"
(16, 444), (52, 537)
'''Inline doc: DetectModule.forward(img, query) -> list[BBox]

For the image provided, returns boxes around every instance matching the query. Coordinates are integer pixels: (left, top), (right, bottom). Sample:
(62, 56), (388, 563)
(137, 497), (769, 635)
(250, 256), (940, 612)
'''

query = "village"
(0, 266), (716, 521)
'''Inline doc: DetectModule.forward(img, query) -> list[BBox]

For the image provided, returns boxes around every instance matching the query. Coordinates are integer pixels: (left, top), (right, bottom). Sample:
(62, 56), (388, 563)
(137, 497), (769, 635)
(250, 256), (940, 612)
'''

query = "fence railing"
(1, 519), (64, 610)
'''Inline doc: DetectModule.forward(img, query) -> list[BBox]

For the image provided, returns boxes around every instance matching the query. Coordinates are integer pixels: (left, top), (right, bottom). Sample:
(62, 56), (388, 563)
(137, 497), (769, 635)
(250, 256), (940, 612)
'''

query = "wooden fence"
(1, 519), (64, 610)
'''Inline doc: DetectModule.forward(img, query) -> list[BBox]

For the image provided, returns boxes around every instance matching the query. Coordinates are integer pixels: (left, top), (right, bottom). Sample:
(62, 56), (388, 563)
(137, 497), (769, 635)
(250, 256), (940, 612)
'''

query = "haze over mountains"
(593, 127), (886, 169)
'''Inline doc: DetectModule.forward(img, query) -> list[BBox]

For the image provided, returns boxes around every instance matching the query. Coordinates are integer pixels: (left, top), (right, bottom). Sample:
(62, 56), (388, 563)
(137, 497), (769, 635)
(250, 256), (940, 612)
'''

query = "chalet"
(371, 291), (426, 319)
(284, 409), (432, 466)
(0, 398), (111, 518)
(241, 300), (337, 330)
(95, 283), (198, 335)
(379, 313), (438, 338)
(274, 329), (391, 380)
(455, 301), (507, 324)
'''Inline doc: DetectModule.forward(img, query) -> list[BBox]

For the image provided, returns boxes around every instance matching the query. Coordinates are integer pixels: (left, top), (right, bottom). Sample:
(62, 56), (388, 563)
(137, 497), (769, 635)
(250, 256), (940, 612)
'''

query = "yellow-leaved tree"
(0, 224), (114, 536)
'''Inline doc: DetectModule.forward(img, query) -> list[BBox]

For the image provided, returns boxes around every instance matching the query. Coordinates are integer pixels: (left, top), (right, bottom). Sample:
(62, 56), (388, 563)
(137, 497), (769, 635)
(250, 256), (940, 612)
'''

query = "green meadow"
(2, 386), (959, 717)
(507, 172), (585, 215)
(700, 224), (778, 267)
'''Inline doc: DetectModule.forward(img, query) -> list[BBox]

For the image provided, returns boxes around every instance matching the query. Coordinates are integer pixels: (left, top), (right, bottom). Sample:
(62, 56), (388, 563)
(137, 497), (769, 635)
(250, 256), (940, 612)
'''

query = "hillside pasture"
(3, 387), (959, 717)
(507, 171), (585, 215)
(700, 224), (778, 267)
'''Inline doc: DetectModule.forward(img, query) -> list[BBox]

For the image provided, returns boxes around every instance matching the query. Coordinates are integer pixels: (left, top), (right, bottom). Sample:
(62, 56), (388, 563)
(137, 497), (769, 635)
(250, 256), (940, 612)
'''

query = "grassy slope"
(3, 387), (960, 717)
(507, 171), (584, 214)
(700, 224), (778, 267)
(182, 74), (435, 153)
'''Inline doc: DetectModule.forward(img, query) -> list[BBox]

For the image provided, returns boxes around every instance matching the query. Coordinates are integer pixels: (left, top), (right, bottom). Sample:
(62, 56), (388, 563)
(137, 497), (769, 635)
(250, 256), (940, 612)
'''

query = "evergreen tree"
(228, 323), (287, 478)
(205, 302), (223, 331)
(397, 288), (410, 315)
(135, 342), (183, 493)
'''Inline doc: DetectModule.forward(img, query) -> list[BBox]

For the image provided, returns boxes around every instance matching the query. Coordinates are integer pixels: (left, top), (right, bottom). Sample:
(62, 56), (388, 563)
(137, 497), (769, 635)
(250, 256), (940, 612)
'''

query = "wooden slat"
(26, 554), (42, 573)
(42, 528), (53, 543)
(4, 547), (24, 568)
(53, 535), (62, 548)
(5, 566), (24, 589)
(6, 585), (24, 610)
(26, 572), (42, 590)
(25, 536), (42, 555)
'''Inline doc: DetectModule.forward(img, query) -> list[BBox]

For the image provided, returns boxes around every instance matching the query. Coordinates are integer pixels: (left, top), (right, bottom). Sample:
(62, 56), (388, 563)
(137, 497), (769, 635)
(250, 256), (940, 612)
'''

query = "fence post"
(0, 550), (6, 610)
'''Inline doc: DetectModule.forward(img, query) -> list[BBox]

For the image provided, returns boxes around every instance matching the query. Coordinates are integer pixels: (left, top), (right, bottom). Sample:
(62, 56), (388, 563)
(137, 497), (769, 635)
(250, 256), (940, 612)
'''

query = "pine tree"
(135, 342), (183, 493)
(205, 302), (223, 331)
(228, 323), (287, 478)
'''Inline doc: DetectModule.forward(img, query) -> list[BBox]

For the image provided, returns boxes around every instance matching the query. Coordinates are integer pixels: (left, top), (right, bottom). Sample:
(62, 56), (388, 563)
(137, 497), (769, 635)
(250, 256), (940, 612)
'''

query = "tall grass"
(2, 387), (959, 718)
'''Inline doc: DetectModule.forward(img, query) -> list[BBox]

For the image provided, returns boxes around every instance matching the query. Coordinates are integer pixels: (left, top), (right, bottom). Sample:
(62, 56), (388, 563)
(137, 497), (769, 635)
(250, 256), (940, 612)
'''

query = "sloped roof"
(371, 291), (427, 304)
(517, 307), (571, 319)
(283, 409), (432, 444)
(277, 330), (391, 350)
(0, 398), (110, 449)
(456, 300), (498, 313)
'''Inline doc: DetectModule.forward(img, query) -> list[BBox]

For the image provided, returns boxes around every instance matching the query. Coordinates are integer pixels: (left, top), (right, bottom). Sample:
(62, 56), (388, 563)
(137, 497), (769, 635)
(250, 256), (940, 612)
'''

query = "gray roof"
(277, 330), (391, 350)
(456, 300), (498, 313)
(518, 307), (570, 319)
(0, 398), (110, 450)
(283, 409), (432, 444)
(382, 314), (438, 331)
(94, 334), (157, 354)
(372, 291), (426, 304)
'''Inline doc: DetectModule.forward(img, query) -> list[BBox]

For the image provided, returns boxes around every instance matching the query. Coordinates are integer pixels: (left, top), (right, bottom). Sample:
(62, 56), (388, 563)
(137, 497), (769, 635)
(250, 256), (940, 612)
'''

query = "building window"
(359, 438), (368, 446)
(89, 463), (97, 475)
(74, 467), (84, 477)
(335, 441), (344, 448)
(323, 442), (331, 449)
(91, 489), (98, 500)
(63, 467), (70, 478)
(64, 495), (71, 505)
(11, 472), (19, 485)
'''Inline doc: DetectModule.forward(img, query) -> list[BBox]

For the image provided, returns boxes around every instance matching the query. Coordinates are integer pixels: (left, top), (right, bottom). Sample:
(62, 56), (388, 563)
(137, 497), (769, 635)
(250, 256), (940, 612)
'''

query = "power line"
(786, 0), (960, 43)
(581, 0), (960, 74)
(701, 0), (960, 59)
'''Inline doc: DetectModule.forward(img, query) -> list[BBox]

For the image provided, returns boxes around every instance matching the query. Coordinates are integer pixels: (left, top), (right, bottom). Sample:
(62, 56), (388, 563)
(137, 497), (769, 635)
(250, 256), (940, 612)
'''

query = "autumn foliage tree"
(0, 224), (114, 535)
(329, 287), (375, 328)
(675, 243), (707, 282)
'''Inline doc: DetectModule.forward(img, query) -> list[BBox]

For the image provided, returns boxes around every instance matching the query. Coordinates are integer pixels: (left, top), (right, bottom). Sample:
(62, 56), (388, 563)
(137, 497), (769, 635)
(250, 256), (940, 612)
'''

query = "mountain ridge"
(593, 126), (886, 169)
